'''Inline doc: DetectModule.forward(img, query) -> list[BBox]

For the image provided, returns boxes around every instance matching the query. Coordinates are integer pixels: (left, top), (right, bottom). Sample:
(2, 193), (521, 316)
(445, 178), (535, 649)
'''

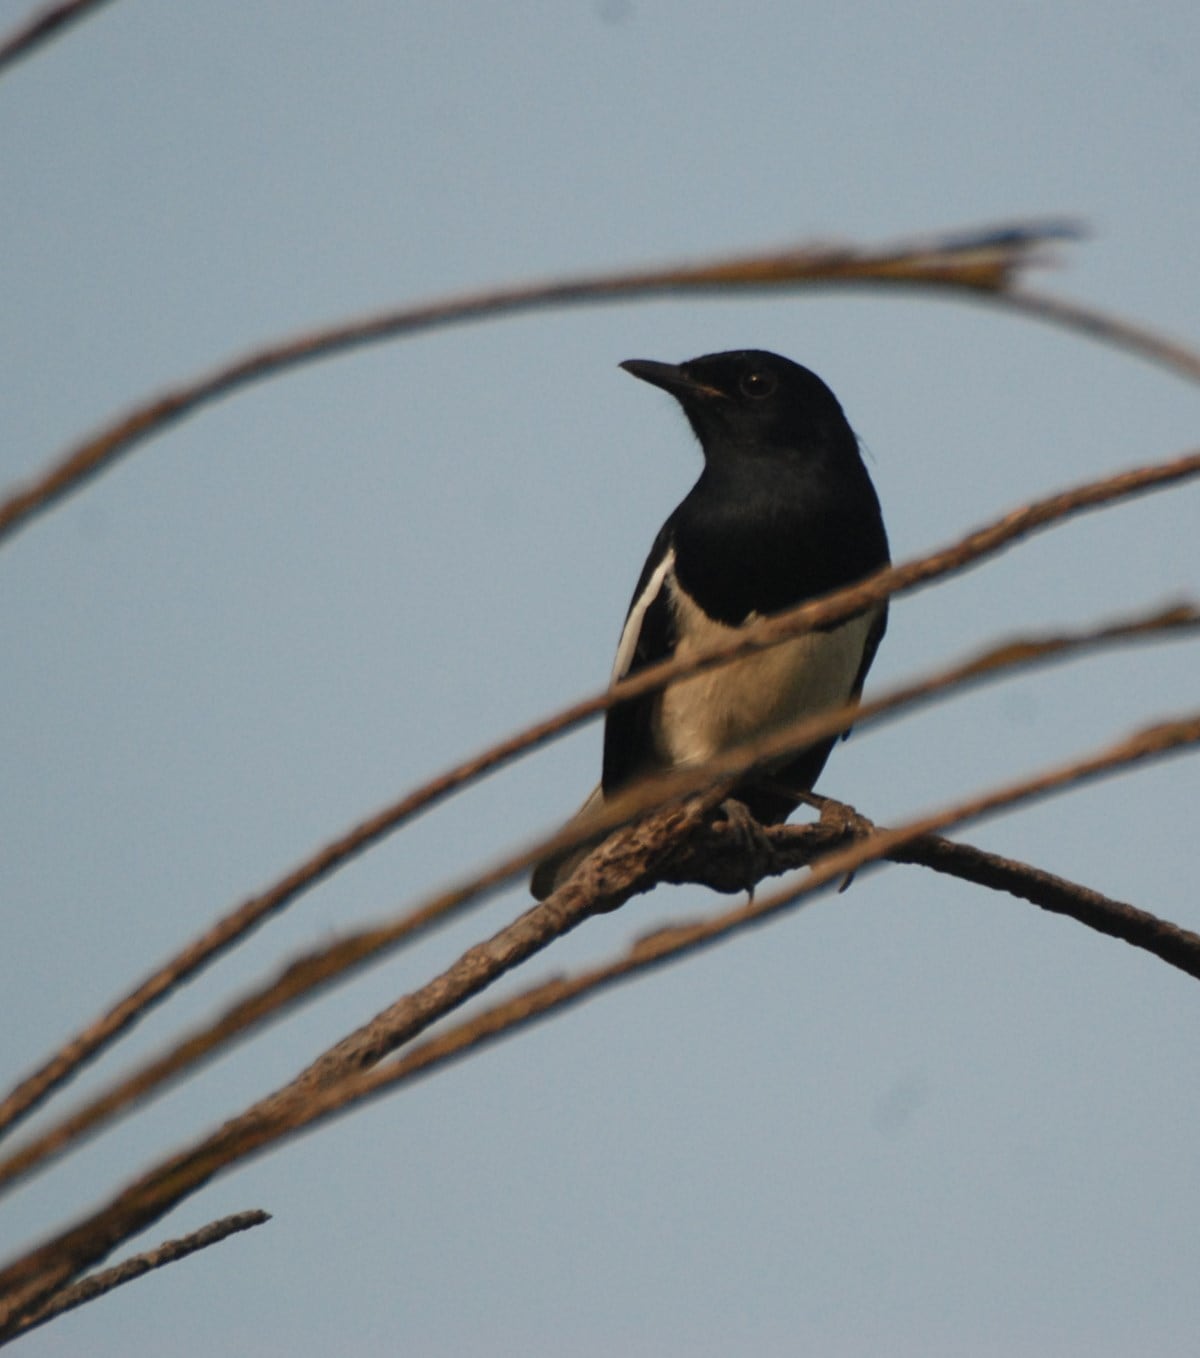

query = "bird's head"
(620, 349), (852, 462)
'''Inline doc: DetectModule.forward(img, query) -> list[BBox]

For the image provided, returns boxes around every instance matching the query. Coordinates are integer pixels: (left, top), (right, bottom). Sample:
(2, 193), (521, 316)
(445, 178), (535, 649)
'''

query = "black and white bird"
(530, 349), (889, 899)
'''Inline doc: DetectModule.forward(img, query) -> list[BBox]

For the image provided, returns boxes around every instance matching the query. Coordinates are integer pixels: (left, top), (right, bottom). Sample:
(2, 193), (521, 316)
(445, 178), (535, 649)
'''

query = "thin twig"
(0, 224), (1083, 547)
(2, 444), (1195, 1146)
(1, 601), (1192, 1194)
(663, 810), (1200, 980)
(999, 288), (1200, 384)
(6, 1210), (270, 1343)
(0, 792), (723, 1332)
(2, 709), (1191, 1337)
(0, 793), (722, 1195)
(0, 0), (116, 75)
(266, 710), (1200, 1127)
(891, 835), (1200, 975)
(308, 711), (1200, 1102)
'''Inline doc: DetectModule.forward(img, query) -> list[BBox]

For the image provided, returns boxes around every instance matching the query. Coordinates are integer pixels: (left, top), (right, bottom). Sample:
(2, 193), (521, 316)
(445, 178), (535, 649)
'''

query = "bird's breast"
(655, 576), (877, 767)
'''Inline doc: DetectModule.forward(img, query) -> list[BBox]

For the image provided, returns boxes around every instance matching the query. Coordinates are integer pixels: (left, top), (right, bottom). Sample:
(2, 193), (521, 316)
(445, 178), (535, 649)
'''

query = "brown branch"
(0, 790), (464, 1141)
(275, 708), (1200, 1122)
(998, 288), (1200, 384)
(0, 791), (723, 1332)
(1, 601), (1191, 1195)
(0, 717), (1194, 1330)
(663, 809), (1200, 981)
(425, 449), (1200, 857)
(891, 835), (1200, 977)
(6, 1210), (270, 1343)
(2, 707), (1188, 1337)
(6, 224), (1200, 552)
(0, 223), (1083, 547)
(0, 0), (116, 75)
(0, 788), (731, 1195)
(3, 442), (1195, 1149)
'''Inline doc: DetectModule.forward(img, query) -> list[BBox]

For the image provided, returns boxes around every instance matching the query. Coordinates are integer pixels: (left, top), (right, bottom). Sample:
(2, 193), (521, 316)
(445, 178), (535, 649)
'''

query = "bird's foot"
(716, 798), (773, 899)
(793, 792), (875, 891)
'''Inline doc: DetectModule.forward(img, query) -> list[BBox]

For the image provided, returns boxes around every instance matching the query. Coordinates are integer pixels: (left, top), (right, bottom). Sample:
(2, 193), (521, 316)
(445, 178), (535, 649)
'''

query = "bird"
(530, 349), (889, 900)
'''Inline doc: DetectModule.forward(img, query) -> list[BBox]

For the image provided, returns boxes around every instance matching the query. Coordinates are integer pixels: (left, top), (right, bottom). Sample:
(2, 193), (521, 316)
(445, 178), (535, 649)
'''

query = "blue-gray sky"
(2, 3), (1198, 1354)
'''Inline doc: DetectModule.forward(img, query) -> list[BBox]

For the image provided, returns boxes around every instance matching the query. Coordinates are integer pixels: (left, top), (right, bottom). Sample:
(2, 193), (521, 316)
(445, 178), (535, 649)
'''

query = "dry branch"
(2, 445), (1196, 1147)
(891, 835), (1200, 975)
(0, 0), (116, 75)
(0, 187), (1194, 1342)
(1, 601), (1193, 1196)
(0, 792), (723, 1332)
(996, 288), (1200, 384)
(2, 708), (1192, 1339)
(1, 19), (1195, 1338)
(0, 223), (1084, 546)
(662, 810), (1200, 980)
(6, 1210), (270, 1342)
(271, 710), (1200, 1129)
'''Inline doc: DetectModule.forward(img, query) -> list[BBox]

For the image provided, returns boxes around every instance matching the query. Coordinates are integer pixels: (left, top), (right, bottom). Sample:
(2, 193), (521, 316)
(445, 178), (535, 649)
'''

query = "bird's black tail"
(529, 786), (605, 899)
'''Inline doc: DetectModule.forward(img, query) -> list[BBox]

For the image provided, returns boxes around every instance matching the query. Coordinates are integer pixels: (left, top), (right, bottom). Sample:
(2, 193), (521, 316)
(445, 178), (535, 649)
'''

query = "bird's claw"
(716, 798), (773, 899)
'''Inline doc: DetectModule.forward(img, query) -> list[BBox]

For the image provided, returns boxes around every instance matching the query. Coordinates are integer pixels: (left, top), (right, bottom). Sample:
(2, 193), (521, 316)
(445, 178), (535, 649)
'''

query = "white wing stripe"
(611, 546), (675, 683)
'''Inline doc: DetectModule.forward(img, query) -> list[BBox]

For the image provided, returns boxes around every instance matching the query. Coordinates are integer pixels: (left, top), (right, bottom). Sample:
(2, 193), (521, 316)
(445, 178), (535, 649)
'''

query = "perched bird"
(530, 349), (889, 899)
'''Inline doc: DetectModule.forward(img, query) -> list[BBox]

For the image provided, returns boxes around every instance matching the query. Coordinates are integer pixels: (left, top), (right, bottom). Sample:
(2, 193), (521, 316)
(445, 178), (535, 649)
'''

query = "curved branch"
(665, 809), (1200, 980)
(2, 439), (1195, 1146)
(891, 835), (1200, 974)
(0, 600), (1192, 1181)
(997, 288), (1200, 384)
(261, 711), (1200, 1117)
(6, 1210), (270, 1343)
(0, 0), (116, 76)
(0, 223), (1091, 547)
(1, 709), (1193, 1337)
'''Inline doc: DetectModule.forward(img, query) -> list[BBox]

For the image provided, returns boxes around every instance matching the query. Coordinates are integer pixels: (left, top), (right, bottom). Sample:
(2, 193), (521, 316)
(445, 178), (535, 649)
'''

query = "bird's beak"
(620, 359), (724, 400)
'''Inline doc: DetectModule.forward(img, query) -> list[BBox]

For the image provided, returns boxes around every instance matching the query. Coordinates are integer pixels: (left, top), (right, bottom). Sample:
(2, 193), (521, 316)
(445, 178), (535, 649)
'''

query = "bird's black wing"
(601, 519), (678, 795)
(842, 600), (888, 739)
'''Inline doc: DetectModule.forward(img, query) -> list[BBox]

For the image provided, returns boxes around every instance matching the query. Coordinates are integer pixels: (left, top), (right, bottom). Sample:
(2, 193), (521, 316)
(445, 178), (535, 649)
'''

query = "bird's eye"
(739, 370), (777, 398)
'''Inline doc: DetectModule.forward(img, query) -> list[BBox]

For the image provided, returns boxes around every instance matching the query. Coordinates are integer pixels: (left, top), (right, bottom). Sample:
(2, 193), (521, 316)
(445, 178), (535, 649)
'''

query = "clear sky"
(2, 3), (1198, 1354)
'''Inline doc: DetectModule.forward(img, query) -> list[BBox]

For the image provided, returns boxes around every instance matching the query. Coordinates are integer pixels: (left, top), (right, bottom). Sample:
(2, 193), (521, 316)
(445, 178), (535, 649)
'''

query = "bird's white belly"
(656, 584), (876, 767)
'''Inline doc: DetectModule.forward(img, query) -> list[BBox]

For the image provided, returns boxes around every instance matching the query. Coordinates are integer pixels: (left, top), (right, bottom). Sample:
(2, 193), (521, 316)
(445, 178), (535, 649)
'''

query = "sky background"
(2, 2), (1198, 1354)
